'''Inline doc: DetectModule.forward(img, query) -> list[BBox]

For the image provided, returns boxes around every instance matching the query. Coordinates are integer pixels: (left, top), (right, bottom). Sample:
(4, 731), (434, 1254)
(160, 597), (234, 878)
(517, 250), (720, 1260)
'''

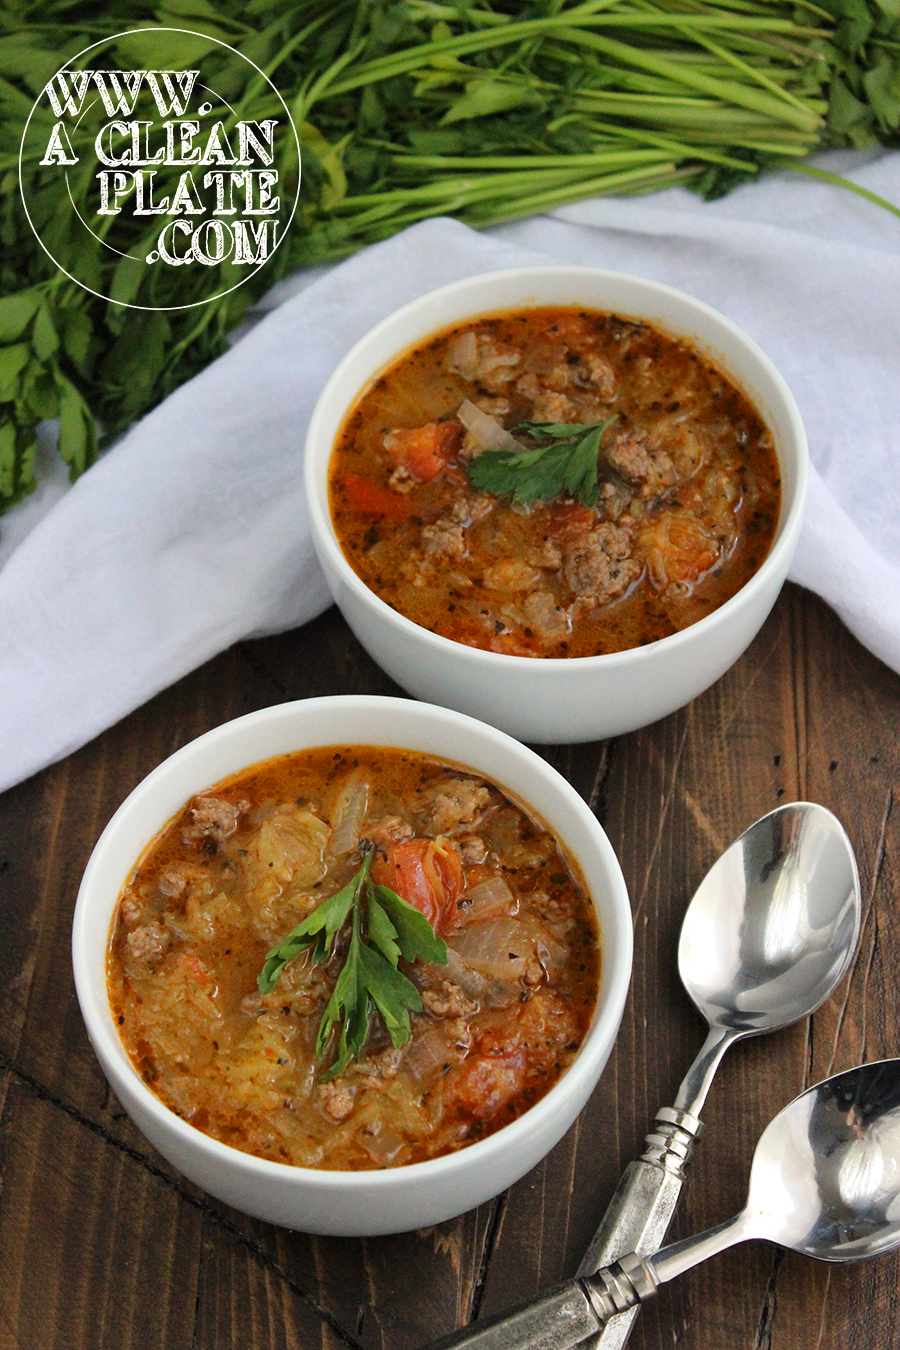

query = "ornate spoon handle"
(426, 1086), (711, 1350)
(427, 1216), (748, 1350)
(575, 1021), (737, 1349)
(429, 1026), (734, 1350)
(573, 1106), (702, 1349)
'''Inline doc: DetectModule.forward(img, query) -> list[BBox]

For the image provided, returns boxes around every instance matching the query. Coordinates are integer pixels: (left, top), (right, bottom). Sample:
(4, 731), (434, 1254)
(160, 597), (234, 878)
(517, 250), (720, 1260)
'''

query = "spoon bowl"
(670, 802), (861, 1120)
(741, 1058), (900, 1263)
(679, 802), (862, 1037)
(641, 1058), (900, 1296)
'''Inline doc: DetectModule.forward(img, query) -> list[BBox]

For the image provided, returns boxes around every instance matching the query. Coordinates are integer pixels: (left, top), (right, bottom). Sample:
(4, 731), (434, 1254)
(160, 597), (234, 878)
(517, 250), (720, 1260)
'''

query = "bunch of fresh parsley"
(258, 844), (447, 1079)
(3, 0), (900, 521)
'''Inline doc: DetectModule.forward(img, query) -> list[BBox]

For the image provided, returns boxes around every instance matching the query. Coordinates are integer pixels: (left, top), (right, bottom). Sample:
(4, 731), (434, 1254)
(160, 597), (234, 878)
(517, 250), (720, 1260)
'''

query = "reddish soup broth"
(329, 307), (781, 658)
(108, 746), (600, 1171)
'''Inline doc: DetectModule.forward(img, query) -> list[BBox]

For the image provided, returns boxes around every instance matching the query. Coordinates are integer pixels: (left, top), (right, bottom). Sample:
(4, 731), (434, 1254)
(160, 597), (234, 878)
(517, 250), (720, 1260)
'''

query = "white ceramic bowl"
(305, 267), (808, 743)
(72, 695), (632, 1235)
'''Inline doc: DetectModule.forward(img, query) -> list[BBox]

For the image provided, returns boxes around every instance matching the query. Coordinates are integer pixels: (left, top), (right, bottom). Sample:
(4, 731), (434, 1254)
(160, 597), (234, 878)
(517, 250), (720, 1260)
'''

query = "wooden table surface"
(2, 580), (899, 1350)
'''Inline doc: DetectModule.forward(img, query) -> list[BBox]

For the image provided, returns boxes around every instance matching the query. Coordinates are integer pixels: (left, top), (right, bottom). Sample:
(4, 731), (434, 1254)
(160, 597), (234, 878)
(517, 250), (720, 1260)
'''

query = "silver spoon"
(430, 1059), (900, 1349)
(576, 801), (860, 1350)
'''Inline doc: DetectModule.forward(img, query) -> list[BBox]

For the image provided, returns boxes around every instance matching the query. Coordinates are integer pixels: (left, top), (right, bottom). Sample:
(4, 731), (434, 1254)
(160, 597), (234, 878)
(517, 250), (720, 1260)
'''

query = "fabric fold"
(1, 154), (898, 793)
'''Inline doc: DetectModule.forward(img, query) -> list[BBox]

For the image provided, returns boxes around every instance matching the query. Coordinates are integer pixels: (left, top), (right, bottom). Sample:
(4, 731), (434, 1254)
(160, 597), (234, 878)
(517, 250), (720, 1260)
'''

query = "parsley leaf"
(371, 884), (449, 966)
(257, 844), (448, 1078)
(466, 416), (618, 508)
(257, 865), (361, 992)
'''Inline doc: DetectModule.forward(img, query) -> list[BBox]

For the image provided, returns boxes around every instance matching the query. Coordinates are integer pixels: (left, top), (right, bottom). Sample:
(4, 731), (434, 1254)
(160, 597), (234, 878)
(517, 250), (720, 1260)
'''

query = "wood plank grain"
(759, 588), (900, 1350)
(641, 591), (810, 1350)
(0, 1081), (201, 1350)
(639, 588), (900, 1350)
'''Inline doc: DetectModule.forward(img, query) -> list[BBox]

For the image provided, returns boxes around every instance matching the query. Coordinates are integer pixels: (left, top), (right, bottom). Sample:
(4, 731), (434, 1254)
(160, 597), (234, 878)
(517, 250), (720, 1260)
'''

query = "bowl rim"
(304, 263), (809, 671)
(72, 693), (633, 1191)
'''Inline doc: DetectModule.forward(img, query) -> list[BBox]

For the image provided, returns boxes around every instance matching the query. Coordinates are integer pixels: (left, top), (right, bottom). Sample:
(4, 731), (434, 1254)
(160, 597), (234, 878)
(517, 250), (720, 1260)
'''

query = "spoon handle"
(572, 1107), (702, 1349)
(575, 1024), (737, 1350)
(425, 1215), (749, 1350)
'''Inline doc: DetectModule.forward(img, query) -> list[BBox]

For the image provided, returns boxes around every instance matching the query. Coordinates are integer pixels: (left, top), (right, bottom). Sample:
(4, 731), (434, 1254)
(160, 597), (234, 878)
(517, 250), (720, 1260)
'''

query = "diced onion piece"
(403, 1023), (461, 1084)
(360, 1123), (406, 1164)
(483, 978), (521, 1010)
(447, 331), (479, 380)
(450, 917), (530, 982)
(482, 559), (543, 593)
(460, 876), (516, 925)
(329, 772), (369, 855)
(457, 399), (526, 457)
(482, 808), (523, 852)
(537, 930), (569, 973)
(445, 947), (488, 1002)
(522, 590), (569, 644)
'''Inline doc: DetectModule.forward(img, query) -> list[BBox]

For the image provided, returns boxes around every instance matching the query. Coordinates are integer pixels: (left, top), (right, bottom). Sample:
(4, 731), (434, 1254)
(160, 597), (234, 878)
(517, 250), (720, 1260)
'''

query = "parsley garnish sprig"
(257, 844), (447, 1080)
(466, 416), (618, 508)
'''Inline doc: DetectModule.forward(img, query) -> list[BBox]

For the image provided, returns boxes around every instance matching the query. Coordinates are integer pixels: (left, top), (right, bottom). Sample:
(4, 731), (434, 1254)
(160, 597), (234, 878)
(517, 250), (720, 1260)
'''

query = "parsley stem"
(788, 165), (900, 221)
(6, 0), (897, 515)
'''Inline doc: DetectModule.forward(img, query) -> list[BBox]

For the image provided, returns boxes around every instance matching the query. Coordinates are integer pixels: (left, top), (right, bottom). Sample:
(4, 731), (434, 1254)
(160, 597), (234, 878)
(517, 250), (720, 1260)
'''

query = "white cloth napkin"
(1, 152), (898, 794)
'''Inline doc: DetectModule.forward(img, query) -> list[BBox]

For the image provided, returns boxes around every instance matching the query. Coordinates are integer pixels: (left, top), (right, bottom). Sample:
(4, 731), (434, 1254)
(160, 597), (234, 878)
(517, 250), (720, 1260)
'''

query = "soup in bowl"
(305, 268), (808, 742)
(73, 696), (632, 1235)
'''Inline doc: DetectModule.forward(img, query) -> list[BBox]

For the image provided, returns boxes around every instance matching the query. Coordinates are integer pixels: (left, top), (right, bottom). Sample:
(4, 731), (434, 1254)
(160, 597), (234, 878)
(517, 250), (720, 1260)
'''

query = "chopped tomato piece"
(384, 421), (462, 483)
(371, 837), (464, 935)
(338, 474), (418, 518)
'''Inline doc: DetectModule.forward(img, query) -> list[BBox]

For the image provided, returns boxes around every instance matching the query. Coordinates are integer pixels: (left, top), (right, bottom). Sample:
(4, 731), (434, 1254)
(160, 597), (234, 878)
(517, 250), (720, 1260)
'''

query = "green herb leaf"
(257, 862), (363, 994)
(467, 416), (618, 508)
(56, 375), (98, 478)
(32, 305), (58, 362)
(0, 421), (17, 501)
(258, 844), (447, 1076)
(372, 884), (449, 966)
(0, 344), (30, 402)
(315, 900), (423, 1079)
(0, 292), (41, 345)
(59, 311), (93, 375)
(316, 925), (368, 1076)
(367, 888), (403, 967)
(356, 942), (423, 1049)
